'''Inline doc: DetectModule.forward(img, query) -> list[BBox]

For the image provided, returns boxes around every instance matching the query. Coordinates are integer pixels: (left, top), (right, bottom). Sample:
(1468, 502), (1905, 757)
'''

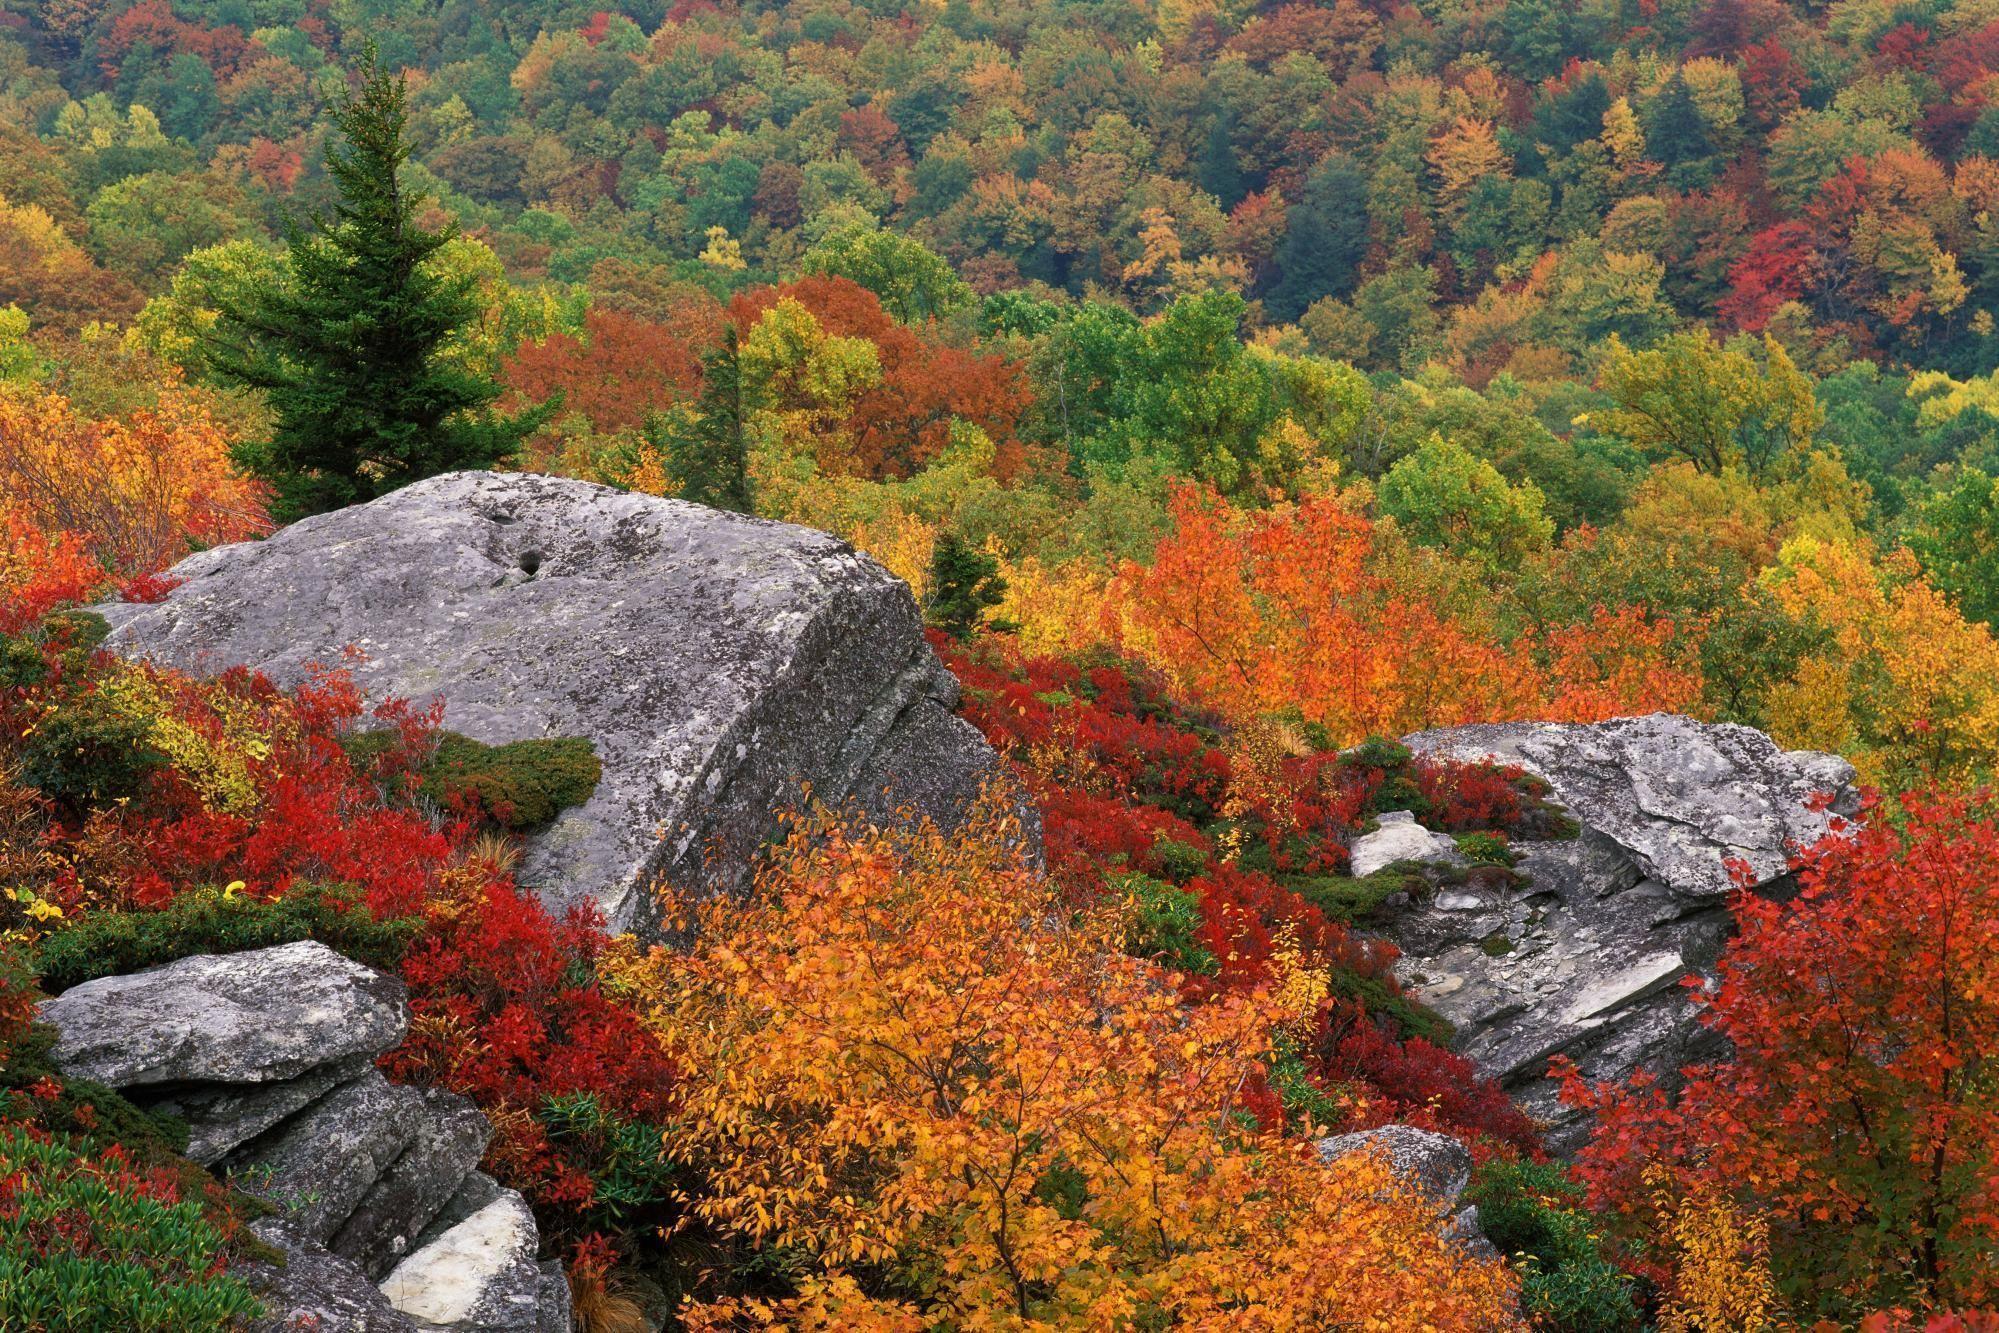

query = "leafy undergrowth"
(938, 629), (1554, 1156)
(0, 944), (270, 1331)
(0, 604), (677, 1283)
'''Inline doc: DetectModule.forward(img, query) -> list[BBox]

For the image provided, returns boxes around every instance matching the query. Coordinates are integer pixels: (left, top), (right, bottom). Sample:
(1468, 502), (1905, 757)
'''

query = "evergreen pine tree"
(926, 533), (1007, 639)
(207, 47), (546, 520)
(1644, 73), (1713, 186)
(648, 325), (754, 512)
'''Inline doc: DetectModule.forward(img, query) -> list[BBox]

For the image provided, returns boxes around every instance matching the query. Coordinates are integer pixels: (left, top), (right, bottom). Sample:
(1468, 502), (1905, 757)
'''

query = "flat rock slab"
(380, 1188), (551, 1332)
(1350, 810), (1463, 879)
(95, 471), (1013, 934)
(1404, 713), (1856, 897)
(38, 940), (406, 1089)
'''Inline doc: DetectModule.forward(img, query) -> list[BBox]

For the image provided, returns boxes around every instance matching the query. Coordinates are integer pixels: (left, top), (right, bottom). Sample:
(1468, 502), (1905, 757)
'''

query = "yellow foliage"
(0, 380), (270, 577)
(1764, 536), (1999, 784)
(992, 555), (1113, 657)
(1648, 1169), (1782, 1333)
(609, 805), (1520, 1329)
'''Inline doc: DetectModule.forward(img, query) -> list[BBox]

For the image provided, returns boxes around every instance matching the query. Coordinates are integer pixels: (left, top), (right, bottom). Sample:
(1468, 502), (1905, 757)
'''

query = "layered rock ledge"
(37, 941), (569, 1332)
(1382, 713), (1858, 1152)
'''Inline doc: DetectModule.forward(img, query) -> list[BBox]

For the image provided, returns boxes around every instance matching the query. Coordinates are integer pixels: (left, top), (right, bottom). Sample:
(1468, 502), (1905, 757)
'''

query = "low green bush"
(36, 883), (419, 995)
(0, 1122), (263, 1333)
(346, 729), (601, 830)
(1112, 870), (1217, 975)
(1469, 1158), (1640, 1332)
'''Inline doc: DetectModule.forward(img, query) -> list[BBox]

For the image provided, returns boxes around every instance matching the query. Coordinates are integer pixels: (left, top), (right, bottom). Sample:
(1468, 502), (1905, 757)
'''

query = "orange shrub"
(0, 380), (269, 578)
(604, 804), (1519, 1328)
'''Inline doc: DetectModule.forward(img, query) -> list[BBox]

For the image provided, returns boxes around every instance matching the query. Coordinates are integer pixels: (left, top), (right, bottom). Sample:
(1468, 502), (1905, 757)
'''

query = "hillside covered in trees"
(10, 0), (1999, 1326)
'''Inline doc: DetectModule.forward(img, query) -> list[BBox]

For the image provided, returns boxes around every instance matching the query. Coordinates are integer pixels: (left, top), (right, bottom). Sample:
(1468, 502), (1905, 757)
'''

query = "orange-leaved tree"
(0, 379), (269, 578)
(1559, 790), (1999, 1319)
(1114, 485), (1698, 743)
(604, 803), (1519, 1329)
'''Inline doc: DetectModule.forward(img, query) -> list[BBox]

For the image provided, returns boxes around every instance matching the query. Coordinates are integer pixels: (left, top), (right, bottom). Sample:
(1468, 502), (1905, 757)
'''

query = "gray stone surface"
(334, 1088), (493, 1279)
(380, 1189), (553, 1332)
(1316, 1125), (1472, 1211)
(1387, 713), (1857, 1152)
(229, 1071), (429, 1244)
(94, 471), (1016, 934)
(37, 940), (407, 1089)
(243, 1218), (420, 1333)
(145, 1053), (372, 1166)
(1349, 810), (1464, 879)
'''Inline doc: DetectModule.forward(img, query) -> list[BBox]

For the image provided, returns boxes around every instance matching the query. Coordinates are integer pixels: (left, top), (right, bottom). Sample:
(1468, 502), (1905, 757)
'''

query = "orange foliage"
(1114, 486), (1698, 743)
(0, 380), (269, 578)
(608, 805), (1519, 1329)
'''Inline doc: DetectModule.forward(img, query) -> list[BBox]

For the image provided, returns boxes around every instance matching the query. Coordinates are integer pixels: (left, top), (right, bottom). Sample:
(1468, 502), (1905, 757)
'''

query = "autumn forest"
(6, 0), (1999, 1325)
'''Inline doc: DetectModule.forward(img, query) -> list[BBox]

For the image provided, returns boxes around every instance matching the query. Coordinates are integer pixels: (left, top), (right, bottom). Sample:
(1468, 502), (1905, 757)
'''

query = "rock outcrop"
(36, 942), (569, 1332)
(93, 471), (1017, 934)
(1316, 1124), (1493, 1258)
(1382, 713), (1857, 1153)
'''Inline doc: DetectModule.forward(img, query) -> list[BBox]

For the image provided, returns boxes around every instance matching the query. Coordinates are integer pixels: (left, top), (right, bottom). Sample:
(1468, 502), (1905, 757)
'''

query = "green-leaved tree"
(926, 533), (1007, 639)
(207, 48), (546, 519)
(647, 325), (754, 513)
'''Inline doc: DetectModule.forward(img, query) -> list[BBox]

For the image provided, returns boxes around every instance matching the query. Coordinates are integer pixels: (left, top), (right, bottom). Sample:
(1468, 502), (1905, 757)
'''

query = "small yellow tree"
(606, 804), (1520, 1329)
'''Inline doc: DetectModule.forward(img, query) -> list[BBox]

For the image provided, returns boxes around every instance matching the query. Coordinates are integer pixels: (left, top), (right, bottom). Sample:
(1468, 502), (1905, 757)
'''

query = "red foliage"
(1560, 790), (1999, 1309)
(502, 306), (706, 435)
(99, 0), (258, 80)
(1719, 221), (1817, 331)
(1311, 1002), (1541, 1156)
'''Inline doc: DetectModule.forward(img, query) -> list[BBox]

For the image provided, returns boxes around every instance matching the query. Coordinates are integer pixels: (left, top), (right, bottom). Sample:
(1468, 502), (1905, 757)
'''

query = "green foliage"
(925, 532), (1007, 639)
(800, 217), (972, 324)
(1296, 868), (1425, 925)
(34, 883), (420, 995)
(650, 325), (753, 513)
(1378, 434), (1556, 571)
(1590, 332), (1822, 479)
(1910, 468), (1999, 629)
(205, 48), (548, 519)
(1455, 832), (1517, 867)
(0, 1123), (263, 1333)
(539, 1094), (680, 1229)
(418, 733), (602, 830)
(1112, 871), (1217, 975)
(17, 692), (169, 812)
(1469, 1158), (1640, 1332)
(1326, 969), (1453, 1048)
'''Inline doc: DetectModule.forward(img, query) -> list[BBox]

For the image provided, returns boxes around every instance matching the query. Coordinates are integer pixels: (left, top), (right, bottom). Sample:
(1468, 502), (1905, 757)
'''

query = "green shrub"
(1456, 831), (1517, 866)
(1112, 871), (1217, 975)
(35, 883), (419, 995)
(1149, 836), (1210, 882)
(347, 729), (602, 831)
(17, 693), (169, 810)
(1325, 969), (1453, 1047)
(538, 1093), (681, 1230)
(1296, 867), (1426, 924)
(1469, 1158), (1640, 1332)
(0, 1123), (263, 1333)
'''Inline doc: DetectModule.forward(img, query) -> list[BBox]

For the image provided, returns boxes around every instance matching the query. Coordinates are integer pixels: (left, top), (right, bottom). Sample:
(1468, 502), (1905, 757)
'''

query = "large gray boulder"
(36, 939), (406, 1089)
(1385, 714), (1856, 1153)
(93, 471), (1013, 934)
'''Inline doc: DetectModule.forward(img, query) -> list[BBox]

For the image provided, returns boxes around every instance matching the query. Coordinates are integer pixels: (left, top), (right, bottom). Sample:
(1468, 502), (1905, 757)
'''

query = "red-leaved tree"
(1559, 790), (1999, 1317)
